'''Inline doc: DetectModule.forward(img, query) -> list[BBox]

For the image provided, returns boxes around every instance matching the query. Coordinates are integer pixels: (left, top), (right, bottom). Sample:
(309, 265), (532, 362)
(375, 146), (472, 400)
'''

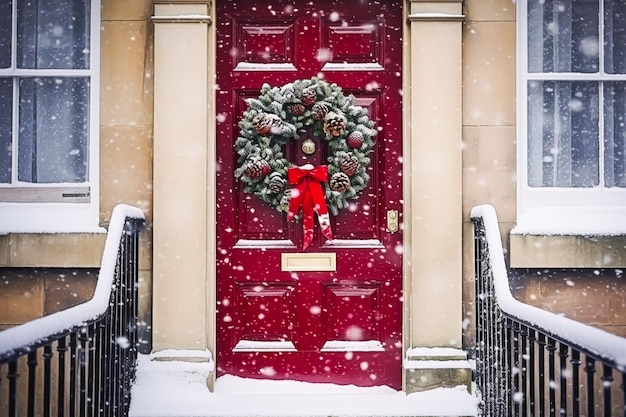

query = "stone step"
(129, 354), (478, 417)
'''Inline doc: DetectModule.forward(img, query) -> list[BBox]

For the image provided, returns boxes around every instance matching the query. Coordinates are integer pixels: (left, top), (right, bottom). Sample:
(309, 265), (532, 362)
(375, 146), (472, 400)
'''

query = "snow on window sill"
(513, 207), (626, 236)
(403, 359), (472, 370)
(0, 203), (105, 235)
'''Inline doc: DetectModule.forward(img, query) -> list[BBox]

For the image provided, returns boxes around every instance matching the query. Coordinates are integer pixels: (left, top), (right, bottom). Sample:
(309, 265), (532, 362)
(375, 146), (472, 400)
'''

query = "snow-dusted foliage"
(234, 77), (376, 216)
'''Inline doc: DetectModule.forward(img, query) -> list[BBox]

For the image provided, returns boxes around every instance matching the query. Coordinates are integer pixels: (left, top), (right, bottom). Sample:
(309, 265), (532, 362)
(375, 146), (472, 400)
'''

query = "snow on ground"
(129, 354), (478, 417)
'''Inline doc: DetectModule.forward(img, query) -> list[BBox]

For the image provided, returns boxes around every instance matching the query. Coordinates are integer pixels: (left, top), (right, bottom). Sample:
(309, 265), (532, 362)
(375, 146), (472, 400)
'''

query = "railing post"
(570, 349), (581, 417)
(43, 344), (52, 417)
(512, 321), (521, 416)
(57, 336), (67, 416)
(520, 324), (528, 417)
(85, 323), (101, 416)
(27, 351), (37, 417)
(77, 328), (89, 417)
(537, 332), (547, 416)
(585, 356), (596, 417)
(7, 360), (18, 417)
(558, 343), (569, 416)
(602, 364), (613, 417)
(505, 318), (514, 416)
(69, 333), (78, 417)
(547, 337), (557, 417)
(528, 328), (536, 416)
(621, 371), (625, 417)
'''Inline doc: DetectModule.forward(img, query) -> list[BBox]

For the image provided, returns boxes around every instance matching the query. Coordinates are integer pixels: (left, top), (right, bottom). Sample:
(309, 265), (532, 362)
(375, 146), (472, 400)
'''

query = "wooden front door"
(215, 0), (403, 389)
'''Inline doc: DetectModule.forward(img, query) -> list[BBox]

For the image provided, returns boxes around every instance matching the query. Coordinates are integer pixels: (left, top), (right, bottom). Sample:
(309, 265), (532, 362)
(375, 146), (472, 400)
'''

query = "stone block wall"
(0, 269), (97, 331)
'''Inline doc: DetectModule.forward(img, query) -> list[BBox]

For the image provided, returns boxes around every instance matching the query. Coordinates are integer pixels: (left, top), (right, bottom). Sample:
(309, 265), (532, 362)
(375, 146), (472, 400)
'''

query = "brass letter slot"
(281, 253), (337, 272)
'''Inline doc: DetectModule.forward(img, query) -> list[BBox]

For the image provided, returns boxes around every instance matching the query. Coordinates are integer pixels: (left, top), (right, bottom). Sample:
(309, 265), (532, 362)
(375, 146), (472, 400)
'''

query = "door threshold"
(130, 354), (478, 417)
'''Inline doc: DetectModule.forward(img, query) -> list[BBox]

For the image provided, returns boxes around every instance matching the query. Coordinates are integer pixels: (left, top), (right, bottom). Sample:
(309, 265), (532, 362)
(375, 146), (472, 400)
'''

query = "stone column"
(404, 0), (470, 392)
(151, 1), (212, 353)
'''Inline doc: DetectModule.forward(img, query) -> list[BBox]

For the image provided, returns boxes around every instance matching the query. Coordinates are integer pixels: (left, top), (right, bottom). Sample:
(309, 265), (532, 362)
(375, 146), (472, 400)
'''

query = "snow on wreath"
(234, 76), (377, 218)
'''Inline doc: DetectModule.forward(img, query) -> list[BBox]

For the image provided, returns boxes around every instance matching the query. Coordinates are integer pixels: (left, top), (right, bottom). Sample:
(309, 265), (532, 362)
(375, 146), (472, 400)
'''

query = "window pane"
(528, 0), (599, 73)
(17, 0), (90, 70)
(604, 82), (626, 187)
(0, 0), (11, 69)
(18, 77), (88, 183)
(604, 0), (626, 74)
(0, 78), (11, 183)
(528, 80), (599, 187)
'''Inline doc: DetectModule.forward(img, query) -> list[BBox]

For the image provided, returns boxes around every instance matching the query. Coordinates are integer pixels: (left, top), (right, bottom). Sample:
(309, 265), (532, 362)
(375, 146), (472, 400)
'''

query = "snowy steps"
(129, 355), (478, 417)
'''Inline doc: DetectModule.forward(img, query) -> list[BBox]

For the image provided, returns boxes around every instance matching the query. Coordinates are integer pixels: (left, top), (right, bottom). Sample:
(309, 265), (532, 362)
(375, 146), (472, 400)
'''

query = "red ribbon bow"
(287, 165), (334, 250)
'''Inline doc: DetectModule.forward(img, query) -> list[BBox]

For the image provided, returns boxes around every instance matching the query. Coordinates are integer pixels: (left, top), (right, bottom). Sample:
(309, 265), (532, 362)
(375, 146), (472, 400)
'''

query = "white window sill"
(512, 207), (626, 236)
(0, 203), (105, 235)
(511, 207), (626, 268)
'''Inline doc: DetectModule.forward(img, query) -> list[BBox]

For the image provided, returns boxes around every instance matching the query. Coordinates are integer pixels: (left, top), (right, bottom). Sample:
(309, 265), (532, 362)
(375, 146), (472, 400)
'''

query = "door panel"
(216, 0), (403, 389)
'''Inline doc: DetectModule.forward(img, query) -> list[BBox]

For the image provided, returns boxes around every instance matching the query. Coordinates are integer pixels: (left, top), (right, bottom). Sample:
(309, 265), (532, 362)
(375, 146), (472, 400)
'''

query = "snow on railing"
(471, 204), (626, 417)
(0, 204), (145, 417)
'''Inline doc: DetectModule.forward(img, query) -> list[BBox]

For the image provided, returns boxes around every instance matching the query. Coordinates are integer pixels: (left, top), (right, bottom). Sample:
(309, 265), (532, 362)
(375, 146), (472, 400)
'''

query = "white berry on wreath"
(234, 76), (377, 216)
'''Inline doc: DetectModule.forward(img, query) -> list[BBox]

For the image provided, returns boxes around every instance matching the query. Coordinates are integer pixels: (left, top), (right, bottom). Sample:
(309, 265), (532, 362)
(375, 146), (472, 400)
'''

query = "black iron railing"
(0, 204), (145, 417)
(471, 205), (626, 417)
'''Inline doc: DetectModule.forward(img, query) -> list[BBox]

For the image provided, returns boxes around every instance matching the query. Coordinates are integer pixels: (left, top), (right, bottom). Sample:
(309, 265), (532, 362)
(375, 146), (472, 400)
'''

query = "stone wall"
(511, 269), (626, 338)
(0, 269), (97, 331)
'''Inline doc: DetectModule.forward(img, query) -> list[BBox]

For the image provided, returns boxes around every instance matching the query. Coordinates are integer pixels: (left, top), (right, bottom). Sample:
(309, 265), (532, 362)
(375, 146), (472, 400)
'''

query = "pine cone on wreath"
(268, 172), (286, 194)
(311, 102), (330, 120)
(300, 89), (317, 106)
(329, 172), (351, 193)
(244, 158), (271, 180)
(253, 113), (282, 135)
(347, 131), (365, 149)
(323, 112), (347, 137)
(340, 154), (360, 177)
(287, 103), (305, 116)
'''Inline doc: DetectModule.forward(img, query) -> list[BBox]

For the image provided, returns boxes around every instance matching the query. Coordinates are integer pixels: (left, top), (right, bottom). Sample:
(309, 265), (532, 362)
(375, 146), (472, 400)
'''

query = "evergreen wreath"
(234, 77), (376, 216)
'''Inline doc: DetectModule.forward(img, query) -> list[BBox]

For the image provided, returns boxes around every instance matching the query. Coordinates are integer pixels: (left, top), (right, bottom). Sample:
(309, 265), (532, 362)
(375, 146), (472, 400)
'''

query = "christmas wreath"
(234, 77), (376, 248)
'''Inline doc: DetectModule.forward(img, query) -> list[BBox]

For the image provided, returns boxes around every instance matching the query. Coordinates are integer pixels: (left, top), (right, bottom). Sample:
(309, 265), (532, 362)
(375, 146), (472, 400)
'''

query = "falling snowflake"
(116, 336), (130, 349)
(260, 366), (277, 377)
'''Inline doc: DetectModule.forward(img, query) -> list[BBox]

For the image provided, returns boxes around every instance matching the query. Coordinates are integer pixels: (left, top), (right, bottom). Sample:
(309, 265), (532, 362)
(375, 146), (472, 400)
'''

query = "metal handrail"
(0, 204), (145, 417)
(471, 204), (626, 417)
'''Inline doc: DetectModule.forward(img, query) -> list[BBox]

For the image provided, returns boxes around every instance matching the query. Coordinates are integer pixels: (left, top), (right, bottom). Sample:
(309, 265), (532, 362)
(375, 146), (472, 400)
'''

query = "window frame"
(0, 0), (102, 233)
(516, 0), (626, 234)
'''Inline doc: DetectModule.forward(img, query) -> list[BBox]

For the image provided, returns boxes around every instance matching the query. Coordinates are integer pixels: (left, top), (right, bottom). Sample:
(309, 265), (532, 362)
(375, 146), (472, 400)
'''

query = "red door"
(216, 0), (403, 389)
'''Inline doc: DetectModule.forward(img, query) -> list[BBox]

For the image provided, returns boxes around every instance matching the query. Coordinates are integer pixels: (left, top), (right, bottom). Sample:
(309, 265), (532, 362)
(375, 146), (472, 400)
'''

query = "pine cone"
(347, 131), (364, 149)
(300, 89), (317, 106)
(244, 158), (271, 180)
(311, 102), (330, 120)
(329, 172), (350, 193)
(340, 154), (360, 176)
(253, 113), (282, 135)
(268, 172), (286, 193)
(287, 103), (305, 116)
(323, 112), (347, 137)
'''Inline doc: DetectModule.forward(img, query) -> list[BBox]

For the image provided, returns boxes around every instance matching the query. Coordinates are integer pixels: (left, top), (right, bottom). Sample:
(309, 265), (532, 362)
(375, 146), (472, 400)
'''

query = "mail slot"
(281, 252), (337, 272)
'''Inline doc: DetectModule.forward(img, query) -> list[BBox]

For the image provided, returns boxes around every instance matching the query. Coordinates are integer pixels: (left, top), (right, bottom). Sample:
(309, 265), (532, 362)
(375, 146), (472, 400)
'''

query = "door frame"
(151, 0), (466, 393)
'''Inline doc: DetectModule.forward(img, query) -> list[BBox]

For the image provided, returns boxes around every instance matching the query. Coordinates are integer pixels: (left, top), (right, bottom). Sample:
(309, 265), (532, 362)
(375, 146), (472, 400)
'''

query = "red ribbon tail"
(286, 165), (334, 250)
(302, 185), (314, 250)
(317, 213), (334, 242)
